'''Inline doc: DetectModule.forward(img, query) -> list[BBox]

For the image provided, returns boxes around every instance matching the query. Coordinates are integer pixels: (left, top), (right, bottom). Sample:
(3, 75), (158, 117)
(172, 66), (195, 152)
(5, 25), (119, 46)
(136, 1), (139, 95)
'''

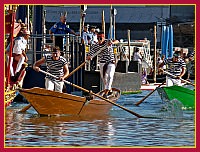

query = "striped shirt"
(45, 55), (68, 81)
(88, 40), (115, 63)
(164, 58), (186, 77)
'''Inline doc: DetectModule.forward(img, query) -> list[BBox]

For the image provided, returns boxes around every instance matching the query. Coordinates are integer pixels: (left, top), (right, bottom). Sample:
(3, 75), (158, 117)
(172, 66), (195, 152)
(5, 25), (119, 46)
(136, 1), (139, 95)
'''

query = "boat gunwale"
(19, 87), (121, 105)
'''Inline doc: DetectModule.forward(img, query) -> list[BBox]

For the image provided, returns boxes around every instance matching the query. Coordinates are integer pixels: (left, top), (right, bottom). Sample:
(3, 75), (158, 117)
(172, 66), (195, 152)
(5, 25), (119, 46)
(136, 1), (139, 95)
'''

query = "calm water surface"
(5, 91), (195, 147)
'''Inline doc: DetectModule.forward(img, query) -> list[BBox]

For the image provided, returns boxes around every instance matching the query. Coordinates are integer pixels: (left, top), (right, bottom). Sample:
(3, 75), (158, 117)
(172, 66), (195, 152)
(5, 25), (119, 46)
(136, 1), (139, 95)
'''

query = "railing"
(26, 34), (84, 68)
(116, 40), (153, 69)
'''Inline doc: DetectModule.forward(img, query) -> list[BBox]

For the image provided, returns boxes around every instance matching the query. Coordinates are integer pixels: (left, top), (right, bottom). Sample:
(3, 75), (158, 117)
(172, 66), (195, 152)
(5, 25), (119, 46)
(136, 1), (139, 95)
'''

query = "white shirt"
(13, 37), (27, 54)
(93, 34), (98, 43)
(158, 59), (166, 69)
(82, 31), (89, 45)
(133, 52), (142, 64)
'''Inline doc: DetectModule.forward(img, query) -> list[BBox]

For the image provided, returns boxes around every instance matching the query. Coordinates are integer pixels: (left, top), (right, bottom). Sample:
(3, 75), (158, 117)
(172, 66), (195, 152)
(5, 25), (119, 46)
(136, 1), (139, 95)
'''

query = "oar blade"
(19, 104), (32, 112)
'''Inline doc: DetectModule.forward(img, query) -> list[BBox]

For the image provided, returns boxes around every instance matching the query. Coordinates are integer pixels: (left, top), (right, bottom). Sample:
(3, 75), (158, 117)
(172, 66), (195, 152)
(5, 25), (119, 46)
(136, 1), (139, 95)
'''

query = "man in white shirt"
(7, 30), (30, 81)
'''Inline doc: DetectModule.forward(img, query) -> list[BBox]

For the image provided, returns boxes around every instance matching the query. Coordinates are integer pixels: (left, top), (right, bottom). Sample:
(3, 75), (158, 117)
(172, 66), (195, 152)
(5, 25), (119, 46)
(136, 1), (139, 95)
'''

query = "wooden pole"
(102, 10), (105, 35)
(113, 9), (116, 40)
(127, 29), (131, 61)
(153, 25), (157, 83)
(110, 5), (113, 39)
(79, 7), (83, 37)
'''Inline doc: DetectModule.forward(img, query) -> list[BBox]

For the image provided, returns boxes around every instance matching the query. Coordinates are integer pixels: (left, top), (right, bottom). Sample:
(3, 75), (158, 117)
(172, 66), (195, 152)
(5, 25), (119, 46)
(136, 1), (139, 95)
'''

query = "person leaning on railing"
(49, 15), (79, 52)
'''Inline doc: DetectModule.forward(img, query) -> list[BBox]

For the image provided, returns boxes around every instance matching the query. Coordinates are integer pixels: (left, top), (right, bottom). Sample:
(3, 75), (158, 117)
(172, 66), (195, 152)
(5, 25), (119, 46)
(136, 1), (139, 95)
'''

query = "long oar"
(163, 71), (195, 86)
(20, 62), (87, 113)
(19, 104), (32, 113)
(135, 80), (166, 106)
(39, 69), (147, 118)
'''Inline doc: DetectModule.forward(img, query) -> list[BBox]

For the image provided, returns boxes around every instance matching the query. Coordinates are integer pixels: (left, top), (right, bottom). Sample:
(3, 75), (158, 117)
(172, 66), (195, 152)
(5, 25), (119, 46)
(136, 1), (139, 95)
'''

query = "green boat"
(157, 85), (195, 109)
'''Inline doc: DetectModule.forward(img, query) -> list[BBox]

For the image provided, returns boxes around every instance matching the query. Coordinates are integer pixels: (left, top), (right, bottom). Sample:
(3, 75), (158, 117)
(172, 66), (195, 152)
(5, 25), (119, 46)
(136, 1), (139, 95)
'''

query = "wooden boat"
(5, 89), (16, 107)
(140, 83), (166, 91)
(157, 85), (195, 108)
(19, 87), (121, 116)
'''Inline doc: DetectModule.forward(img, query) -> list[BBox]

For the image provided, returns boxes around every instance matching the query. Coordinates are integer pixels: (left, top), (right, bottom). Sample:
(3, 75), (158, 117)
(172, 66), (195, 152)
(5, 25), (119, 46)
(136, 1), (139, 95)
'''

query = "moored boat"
(5, 89), (16, 107)
(157, 85), (195, 108)
(140, 83), (166, 91)
(5, 5), (21, 107)
(19, 87), (121, 116)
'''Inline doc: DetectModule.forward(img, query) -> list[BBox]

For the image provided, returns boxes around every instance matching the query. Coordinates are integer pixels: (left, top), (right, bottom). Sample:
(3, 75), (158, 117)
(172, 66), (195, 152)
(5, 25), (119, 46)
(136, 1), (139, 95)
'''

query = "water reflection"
(5, 91), (195, 147)
(5, 108), (119, 147)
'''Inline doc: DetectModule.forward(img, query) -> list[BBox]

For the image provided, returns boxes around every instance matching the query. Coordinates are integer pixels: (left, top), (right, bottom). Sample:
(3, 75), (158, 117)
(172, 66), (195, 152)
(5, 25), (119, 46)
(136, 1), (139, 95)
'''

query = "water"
(5, 91), (195, 147)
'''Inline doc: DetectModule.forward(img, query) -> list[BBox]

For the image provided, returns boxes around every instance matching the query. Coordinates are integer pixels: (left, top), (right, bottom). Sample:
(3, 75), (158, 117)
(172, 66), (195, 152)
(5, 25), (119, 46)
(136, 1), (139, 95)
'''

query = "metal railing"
(26, 33), (84, 67)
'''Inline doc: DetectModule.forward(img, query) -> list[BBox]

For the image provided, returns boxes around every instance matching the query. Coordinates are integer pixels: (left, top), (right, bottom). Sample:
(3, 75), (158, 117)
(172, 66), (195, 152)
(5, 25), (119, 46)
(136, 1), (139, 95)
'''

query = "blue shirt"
(49, 22), (72, 34)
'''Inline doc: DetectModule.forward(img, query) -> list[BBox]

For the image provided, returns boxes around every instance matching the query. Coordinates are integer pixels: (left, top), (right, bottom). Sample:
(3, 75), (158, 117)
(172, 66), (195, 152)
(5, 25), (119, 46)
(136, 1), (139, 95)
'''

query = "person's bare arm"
(177, 67), (186, 79)
(33, 57), (45, 72)
(59, 64), (69, 81)
(22, 50), (28, 62)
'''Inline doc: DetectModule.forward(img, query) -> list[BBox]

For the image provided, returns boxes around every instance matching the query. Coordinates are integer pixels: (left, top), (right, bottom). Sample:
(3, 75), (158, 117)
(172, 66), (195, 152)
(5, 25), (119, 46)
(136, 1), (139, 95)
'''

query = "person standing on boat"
(6, 30), (30, 82)
(159, 51), (186, 86)
(49, 15), (78, 52)
(86, 32), (119, 98)
(33, 46), (69, 93)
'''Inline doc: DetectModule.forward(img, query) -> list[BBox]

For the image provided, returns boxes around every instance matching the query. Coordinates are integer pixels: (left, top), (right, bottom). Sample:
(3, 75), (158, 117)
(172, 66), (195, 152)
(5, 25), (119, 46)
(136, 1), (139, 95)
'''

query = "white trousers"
(166, 76), (182, 87)
(7, 56), (14, 76)
(7, 56), (25, 76)
(45, 78), (64, 93)
(99, 63), (115, 90)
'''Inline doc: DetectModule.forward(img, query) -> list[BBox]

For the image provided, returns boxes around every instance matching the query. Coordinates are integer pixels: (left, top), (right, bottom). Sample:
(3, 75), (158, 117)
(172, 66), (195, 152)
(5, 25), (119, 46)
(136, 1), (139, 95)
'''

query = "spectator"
(6, 30), (30, 82)
(49, 15), (78, 51)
